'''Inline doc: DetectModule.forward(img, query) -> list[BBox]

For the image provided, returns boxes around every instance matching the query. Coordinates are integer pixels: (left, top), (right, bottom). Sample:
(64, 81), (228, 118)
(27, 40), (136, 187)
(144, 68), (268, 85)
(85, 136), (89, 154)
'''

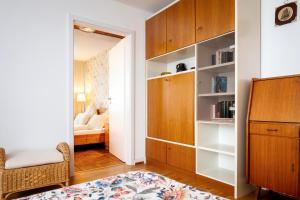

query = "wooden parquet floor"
(7, 155), (294, 200)
(74, 146), (124, 172)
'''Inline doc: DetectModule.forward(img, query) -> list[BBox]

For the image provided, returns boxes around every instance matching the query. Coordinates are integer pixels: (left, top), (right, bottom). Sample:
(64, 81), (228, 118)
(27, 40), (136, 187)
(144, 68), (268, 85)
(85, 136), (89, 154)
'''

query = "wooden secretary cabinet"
(247, 75), (300, 198)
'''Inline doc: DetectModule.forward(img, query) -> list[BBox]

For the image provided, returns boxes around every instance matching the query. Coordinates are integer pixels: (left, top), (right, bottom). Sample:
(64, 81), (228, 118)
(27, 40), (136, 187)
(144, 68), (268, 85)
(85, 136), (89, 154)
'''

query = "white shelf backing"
(197, 123), (235, 148)
(197, 149), (235, 185)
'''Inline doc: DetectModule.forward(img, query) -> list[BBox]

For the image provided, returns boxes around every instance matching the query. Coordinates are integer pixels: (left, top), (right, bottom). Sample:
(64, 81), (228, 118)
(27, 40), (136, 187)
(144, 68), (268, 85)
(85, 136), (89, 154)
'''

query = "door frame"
(67, 14), (136, 175)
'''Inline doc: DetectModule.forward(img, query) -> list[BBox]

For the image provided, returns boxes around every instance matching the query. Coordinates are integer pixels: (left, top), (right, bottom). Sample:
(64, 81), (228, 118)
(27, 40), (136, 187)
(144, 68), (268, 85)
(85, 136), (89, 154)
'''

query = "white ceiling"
(114, 0), (176, 13)
(74, 29), (121, 61)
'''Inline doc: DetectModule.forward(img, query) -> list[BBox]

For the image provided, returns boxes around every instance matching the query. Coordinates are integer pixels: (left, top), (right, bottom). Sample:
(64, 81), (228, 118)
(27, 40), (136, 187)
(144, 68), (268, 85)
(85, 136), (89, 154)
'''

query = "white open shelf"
(197, 149), (235, 186)
(198, 92), (235, 97)
(147, 69), (195, 80)
(198, 62), (235, 73)
(198, 144), (235, 156)
(147, 45), (196, 79)
(197, 119), (235, 125)
(197, 167), (235, 186)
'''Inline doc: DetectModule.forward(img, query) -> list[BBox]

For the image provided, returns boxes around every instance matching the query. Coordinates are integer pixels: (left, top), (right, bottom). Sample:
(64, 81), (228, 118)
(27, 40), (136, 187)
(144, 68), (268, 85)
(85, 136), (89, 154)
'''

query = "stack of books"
(211, 101), (235, 119)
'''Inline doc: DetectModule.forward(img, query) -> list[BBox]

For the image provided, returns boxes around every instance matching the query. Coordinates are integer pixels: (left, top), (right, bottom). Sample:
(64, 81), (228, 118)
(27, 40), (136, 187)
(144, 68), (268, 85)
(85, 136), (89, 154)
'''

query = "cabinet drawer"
(250, 122), (300, 138)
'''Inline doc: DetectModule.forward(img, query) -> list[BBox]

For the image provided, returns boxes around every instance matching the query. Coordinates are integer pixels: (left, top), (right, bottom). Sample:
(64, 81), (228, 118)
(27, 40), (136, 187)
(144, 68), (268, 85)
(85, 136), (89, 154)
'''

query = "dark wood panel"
(166, 0), (195, 52)
(249, 135), (299, 197)
(146, 138), (167, 164)
(146, 11), (167, 59)
(195, 0), (235, 42)
(167, 143), (195, 172)
(167, 72), (195, 145)
(249, 76), (300, 123)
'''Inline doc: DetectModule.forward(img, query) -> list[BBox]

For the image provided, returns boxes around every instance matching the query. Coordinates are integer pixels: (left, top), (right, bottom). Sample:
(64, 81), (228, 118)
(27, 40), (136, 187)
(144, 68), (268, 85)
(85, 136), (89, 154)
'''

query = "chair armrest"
(56, 142), (70, 162)
(0, 147), (5, 170)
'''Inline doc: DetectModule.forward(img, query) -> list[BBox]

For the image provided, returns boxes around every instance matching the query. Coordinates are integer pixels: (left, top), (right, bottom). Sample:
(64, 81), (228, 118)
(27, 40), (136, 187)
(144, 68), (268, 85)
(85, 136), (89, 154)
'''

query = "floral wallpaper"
(84, 50), (109, 109)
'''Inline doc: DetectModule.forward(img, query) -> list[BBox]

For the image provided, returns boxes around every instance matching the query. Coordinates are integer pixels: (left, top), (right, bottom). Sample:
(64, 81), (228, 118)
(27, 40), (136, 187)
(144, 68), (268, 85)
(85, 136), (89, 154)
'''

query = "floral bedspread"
(18, 171), (227, 200)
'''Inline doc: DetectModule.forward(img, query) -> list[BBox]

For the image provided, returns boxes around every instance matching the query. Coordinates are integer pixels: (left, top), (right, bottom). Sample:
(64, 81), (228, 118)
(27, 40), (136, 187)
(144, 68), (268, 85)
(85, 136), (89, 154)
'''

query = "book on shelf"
(211, 101), (235, 119)
(212, 76), (227, 93)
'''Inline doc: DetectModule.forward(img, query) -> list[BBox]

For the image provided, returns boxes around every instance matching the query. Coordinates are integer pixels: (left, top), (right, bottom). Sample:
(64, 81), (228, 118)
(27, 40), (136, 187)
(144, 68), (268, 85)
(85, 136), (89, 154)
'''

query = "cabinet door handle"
(168, 39), (172, 43)
(197, 26), (203, 31)
(266, 128), (278, 132)
(291, 163), (295, 173)
(165, 78), (169, 82)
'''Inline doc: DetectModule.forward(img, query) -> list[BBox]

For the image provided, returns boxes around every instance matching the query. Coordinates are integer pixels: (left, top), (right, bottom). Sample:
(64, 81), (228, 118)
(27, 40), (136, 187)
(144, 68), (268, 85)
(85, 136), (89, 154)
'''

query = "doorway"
(70, 18), (135, 173)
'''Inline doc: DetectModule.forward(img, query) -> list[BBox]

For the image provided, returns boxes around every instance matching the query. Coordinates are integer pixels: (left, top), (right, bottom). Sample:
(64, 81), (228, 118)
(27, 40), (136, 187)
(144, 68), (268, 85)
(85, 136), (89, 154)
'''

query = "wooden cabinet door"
(250, 77), (300, 123)
(250, 135), (299, 197)
(166, 0), (195, 52)
(167, 143), (195, 172)
(147, 78), (169, 140)
(146, 11), (167, 59)
(167, 72), (194, 145)
(195, 0), (235, 42)
(146, 138), (167, 165)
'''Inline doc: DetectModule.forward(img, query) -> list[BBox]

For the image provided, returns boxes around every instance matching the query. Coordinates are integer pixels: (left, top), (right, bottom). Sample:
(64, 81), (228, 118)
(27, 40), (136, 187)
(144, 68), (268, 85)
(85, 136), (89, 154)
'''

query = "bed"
(73, 108), (109, 147)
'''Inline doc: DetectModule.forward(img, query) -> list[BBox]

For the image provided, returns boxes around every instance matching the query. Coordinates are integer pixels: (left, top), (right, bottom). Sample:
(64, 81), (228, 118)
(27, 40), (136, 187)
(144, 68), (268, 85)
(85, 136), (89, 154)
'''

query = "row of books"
(211, 101), (235, 119)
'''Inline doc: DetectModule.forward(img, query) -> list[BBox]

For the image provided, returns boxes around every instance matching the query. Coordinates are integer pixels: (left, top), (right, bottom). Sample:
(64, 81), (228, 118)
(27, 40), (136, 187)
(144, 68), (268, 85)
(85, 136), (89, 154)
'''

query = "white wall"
(0, 0), (150, 162)
(261, 0), (300, 77)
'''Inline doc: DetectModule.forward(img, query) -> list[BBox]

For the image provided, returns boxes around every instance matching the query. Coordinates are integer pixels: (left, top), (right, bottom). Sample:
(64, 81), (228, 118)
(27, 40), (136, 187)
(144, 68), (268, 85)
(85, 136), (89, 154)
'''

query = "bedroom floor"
(7, 163), (293, 200)
(74, 144), (124, 172)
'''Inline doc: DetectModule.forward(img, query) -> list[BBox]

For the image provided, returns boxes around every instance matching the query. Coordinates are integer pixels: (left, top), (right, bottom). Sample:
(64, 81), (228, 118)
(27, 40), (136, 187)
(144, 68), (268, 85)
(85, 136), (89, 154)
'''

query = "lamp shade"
(77, 93), (86, 102)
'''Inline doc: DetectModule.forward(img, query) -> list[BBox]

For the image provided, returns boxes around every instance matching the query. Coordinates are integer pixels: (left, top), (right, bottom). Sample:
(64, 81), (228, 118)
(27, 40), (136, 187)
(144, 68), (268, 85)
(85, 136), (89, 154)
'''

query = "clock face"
(275, 2), (297, 26)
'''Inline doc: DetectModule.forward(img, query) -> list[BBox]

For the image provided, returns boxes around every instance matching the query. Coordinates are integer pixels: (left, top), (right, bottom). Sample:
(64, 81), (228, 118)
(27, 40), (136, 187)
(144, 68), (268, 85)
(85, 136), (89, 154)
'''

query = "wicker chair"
(0, 143), (70, 200)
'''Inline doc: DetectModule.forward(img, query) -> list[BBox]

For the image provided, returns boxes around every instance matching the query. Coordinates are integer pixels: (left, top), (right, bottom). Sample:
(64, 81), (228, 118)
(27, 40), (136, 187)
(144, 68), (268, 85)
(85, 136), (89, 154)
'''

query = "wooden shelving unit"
(146, 1), (261, 198)
(196, 31), (236, 186)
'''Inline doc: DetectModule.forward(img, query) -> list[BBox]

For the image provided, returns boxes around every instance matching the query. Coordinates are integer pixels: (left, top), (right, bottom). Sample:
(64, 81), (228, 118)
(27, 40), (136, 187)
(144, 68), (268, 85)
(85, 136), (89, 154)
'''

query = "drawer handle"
(266, 128), (278, 132)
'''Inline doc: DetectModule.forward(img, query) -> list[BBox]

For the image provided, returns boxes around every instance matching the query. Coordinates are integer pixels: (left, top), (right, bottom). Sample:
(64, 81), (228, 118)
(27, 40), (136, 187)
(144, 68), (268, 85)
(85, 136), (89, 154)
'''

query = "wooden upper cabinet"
(166, 0), (195, 52)
(249, 76), (300, 123)
(195, 0), (235, 42)
(146, 11), (167, 59)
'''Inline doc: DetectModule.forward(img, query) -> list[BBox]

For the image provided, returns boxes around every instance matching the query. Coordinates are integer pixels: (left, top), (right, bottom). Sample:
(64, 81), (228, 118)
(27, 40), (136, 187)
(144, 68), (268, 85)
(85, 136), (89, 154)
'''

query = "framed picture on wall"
(275, 1), (297, 26)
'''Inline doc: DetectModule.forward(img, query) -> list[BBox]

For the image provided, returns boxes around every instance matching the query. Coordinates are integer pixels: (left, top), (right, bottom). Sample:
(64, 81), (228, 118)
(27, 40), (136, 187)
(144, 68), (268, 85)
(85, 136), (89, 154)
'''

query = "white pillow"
(74, 124), (90, 131)
(85, 104), (96, 116)
(74, 113), (91, 125)
(87, 114), (106, 129)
